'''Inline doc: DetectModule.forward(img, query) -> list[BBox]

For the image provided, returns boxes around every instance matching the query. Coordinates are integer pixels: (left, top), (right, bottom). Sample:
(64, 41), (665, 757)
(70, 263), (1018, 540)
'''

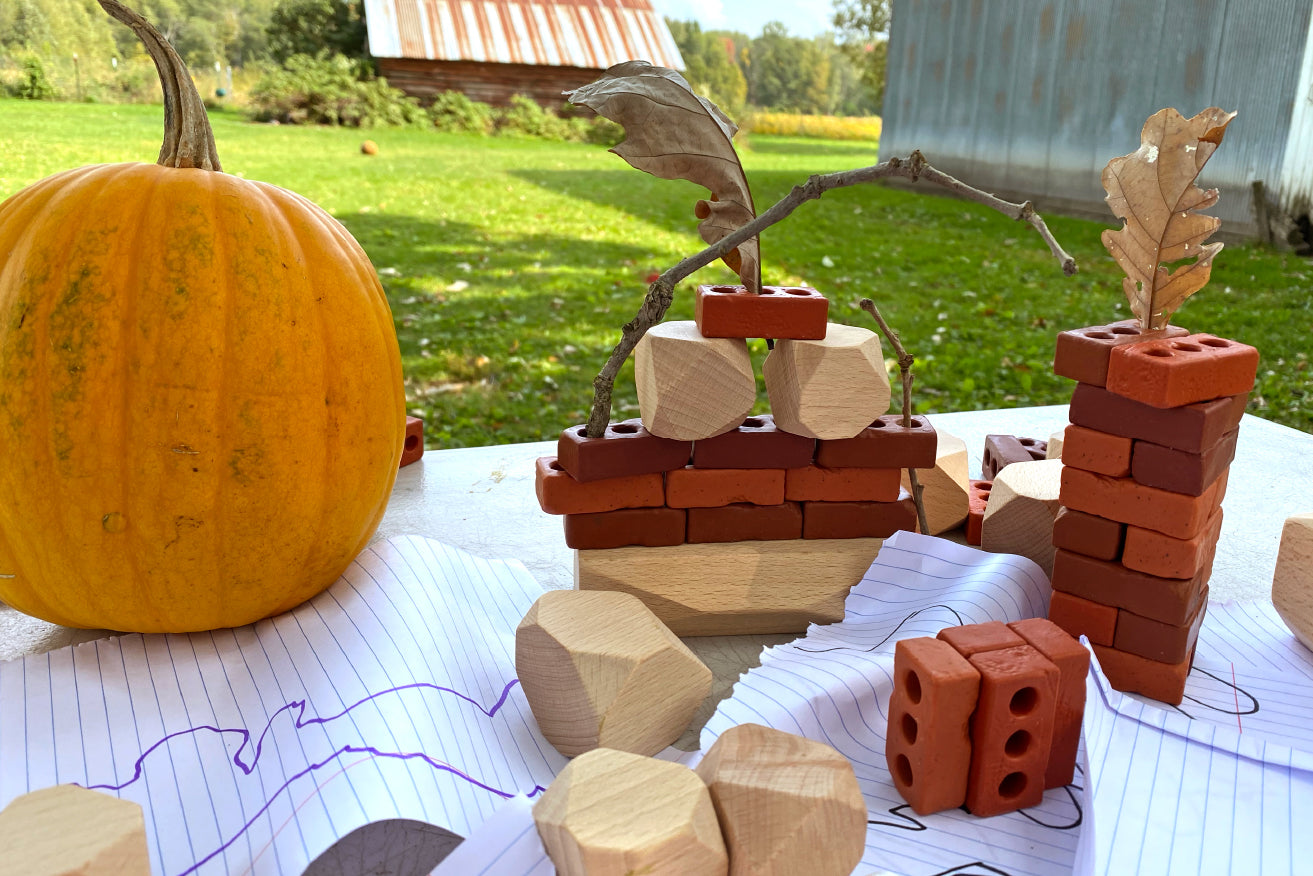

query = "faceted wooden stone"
(762, 323), (891, 440)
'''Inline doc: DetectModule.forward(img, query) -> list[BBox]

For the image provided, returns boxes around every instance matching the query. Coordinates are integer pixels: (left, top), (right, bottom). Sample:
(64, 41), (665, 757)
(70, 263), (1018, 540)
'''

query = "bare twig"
(860, 298), (929, 536)
(585, 150), (1077, 438)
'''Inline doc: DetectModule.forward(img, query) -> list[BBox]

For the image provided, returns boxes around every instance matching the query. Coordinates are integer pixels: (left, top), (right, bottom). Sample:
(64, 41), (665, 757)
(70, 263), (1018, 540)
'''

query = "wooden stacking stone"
(980, 459), (1064, 577)
(762, 322), (890, 440)
(0, 785), (150, 876)
(900, 429), (970, 535)
(1273, 511), (1313, 652)
(635, 320), (755, 441)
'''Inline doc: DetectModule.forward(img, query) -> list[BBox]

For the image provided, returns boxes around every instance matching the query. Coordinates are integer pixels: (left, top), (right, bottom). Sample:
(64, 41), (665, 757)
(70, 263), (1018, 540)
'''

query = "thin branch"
(585, 150), (1078, 438)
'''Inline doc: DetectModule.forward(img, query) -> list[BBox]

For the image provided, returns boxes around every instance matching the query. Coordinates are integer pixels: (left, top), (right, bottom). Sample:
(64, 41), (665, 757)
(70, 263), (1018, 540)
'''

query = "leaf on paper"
(566, 61), (760, 291)
(1101, 107), (1236, 330)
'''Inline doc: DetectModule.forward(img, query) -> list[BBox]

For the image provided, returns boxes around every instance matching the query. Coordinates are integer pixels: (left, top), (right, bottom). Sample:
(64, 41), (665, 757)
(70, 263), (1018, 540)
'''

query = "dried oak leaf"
(1101, 107), (1236, 330)
(566, 61), (760, 291)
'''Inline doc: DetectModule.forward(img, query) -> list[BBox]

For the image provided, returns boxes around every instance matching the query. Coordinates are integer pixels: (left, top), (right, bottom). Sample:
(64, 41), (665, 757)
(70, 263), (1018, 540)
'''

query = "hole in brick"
(611, 423), (640, 434)
(784, 287), (811, 295)
(1171, 342), (1203, 352)
(1111, 326), (1140, 335)
(984, 450), (993, 468)
(998, 771), (1027, 799)
(760, 288), (777, 295)
(1085, 331), (1115, 339)
(1144, 348), (1173, 358)
(574, 426), (587, 435)
(909, 418), (923, 427)
(549, 460), (564, 471)
(979, 483), (993, 493)
(742, 417), (765, 429)
(870, 419), (888, 429)
(895, 754), (914, 787)
(1010, 686), (1038, 716)
(404, 434), (420, 451)
(710, 285), (737, 294)
(1005, 729), (1031, 757)
(905, 670), (922, 705)
(901, 713), (918, 745)
(1019, 438), (1036, 446)
(1200, 338), (1231, 348)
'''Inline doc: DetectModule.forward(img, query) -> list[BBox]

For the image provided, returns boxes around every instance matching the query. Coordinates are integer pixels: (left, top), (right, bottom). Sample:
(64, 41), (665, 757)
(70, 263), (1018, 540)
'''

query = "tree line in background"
(0, 0), (888, 121)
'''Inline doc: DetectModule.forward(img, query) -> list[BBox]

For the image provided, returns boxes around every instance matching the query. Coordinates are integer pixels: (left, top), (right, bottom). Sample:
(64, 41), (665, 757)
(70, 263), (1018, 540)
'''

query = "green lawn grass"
(2, 100), (1309, 447)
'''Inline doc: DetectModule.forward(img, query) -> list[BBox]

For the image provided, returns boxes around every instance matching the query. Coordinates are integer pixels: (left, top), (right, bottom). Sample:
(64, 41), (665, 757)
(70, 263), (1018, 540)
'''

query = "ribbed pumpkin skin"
(0, 162), (405, 632)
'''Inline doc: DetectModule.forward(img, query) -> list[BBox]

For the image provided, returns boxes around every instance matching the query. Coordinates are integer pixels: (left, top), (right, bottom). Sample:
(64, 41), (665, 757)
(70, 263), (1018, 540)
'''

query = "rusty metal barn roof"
(363, 0), (684, 69)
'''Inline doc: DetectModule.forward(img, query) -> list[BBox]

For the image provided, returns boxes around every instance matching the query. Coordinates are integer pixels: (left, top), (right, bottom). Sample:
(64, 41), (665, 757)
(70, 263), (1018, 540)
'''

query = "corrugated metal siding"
(1280, 7), (1313, 215)
(364, 0), (683, 70)
(883, 0), (1313, 235)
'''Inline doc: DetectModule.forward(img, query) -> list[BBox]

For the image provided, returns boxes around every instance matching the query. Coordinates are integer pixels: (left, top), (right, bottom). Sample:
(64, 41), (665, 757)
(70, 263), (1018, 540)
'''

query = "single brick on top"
(1053, 320), (1189, 386)
(555, 419), (691, 482)
(1106, 334), (1259, 409)
(535, 457), (665, 516)
(694, 283), (829, 340)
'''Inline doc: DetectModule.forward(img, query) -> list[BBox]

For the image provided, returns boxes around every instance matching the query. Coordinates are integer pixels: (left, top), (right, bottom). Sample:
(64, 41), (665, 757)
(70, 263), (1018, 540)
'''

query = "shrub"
(429, 90), (495, 135)
(495, 94), (574, 139)
(743, 111), (882, 142)
(11, 56), (57, 100)
(247, 53), (425, 127)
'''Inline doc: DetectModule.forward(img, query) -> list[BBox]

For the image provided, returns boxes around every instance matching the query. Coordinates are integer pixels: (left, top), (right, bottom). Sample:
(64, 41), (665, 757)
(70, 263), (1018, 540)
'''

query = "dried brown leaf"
(566, 61), (760, 291)
(1101, 107), (1236, 329)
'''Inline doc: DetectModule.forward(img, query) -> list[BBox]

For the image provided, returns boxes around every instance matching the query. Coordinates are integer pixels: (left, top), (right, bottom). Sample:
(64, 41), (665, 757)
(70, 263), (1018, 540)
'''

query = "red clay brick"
(1051, 506), (1125, 561)
(1122, 508), (1223, 579)
(1092, 643), (1194, 706)
(665, 466), (785, 508)
(686, 502), (802, 543)
(982, 435), (1048, 480)
(1053, 320), (1188, 386)
(1114, 587), (1208, 664)
(966, 480), (992, 545)
(535, 457), (665, 515)
(814, 414), (938, 469)
(1062, 425), (1133, 477)
(1050, 547), (1214, 626)
(563, 507), (686, 549)
(694, 283), (829, 340)
(556, 419), (691, 482)
(965, 645), (1059, 817)
(400, 415), (425, 467)
(938, 621), (1024, 658)
(1008, 618), (1089, 789)
(801, 492), (917, 539)
(1130, 429), (1238, 496)
(1107, 333), (1259, 409)
(785, 465), (901, 502)
(1059, 466), (1227, 539)
(1047, 590), (1119, 647)
(1068, 383), (1247, 454)
(690, 413), (814, 469)
(885, 637), (980, 815)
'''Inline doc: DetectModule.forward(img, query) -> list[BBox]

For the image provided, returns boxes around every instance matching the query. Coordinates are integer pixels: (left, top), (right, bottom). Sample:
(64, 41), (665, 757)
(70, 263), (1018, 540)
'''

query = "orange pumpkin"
(0, 0), (405, 632)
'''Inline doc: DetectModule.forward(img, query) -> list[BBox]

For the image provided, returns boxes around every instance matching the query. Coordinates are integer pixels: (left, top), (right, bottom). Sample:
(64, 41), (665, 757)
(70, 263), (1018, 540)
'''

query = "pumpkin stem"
(97, 0), (221, 172)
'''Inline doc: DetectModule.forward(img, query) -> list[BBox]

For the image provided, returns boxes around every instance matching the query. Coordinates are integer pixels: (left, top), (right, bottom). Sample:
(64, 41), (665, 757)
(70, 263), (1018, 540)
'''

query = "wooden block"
(1107, 334), (1259, 409)
(1115, 588), (1208, 664)
(886, 637), (980, 815)
(535, 456), (665, 515)
(966, 480), (992, 545)
(1058, 466), (1226, 540)
(400, 415), (424, 467)
(635, 320), (755, 441)
(1008, 618), (1089, 789)
(762, 323), (890, 440)
(1092, 643), (1194, 706)
(1130, 428), (1238, 496)
(1068, 383), (1247, 454)
(696, 724), (866, 876)
(1051, 506), (1125, 561)
(900, 429), (969, 535)
(1062, 424), (1133, 477)
(1047, 590), (1119, 646)
(784, 464), (901, 503)
(980, 459), (1064, 577)
(814, 414), (938, 469)
(1045, 428), (1064, 460)
(1051, 547), (1213, 626)
(575, 538), (883, 636)
(0, 785), (149, 876)
(557, 419), (692, 482)
(1272, 512), (1313, 652)
(515, 591), (711, 757)
(691, 414), (814, 470)
(564, 507), (687, 550)
(937, 620), (1024, 657)
(1053, 320), (1188, 386)
(1122, 508), (1223, 579)
(665, 466), (786, 508)
(981, 434), (1048, 480)
(965, 645), (1058, 817)
(801, 493), (917, 539)
(533, 748), (728, 876)
(687, 502), (802, 544)
(694, 283), (829, 340)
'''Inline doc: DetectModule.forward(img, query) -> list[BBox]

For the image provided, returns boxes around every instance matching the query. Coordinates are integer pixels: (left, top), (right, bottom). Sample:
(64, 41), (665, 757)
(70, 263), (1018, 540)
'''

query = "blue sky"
(651, 0), (837, 39)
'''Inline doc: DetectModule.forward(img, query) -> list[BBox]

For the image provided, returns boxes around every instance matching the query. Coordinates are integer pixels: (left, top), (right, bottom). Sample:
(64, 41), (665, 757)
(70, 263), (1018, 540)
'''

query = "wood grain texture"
(900, 429), (969, 535)
(1273, 511), (1313, 653)
(0, 785), (149, 875)
(575, 538), (884, 636)
(534, 748), (728, 876)
(980, 459), (1064, 577)
(762, 323), (890, 440)
(515, 591), (711, 757)
(635, 321), (755, 441)
(1046, 428), (1065, 460)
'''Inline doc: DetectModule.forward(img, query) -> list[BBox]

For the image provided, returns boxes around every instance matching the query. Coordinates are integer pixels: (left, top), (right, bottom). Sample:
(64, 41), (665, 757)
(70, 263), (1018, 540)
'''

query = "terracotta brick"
(694, 283), (829, 340)
(1122, 508), (1223, 579)
(801, 492), (917, 539)
(966, 480), (992, 545)
(1130, 429), (1239, 496)
(937, 621), (1024, 658)
(686, 502), (802, 543)
(1053, 320), (1189, 386)
(981, 435), (1048, 480)
(1114, 587), (1208, 664)
(1047, 590), (1118, 647)
(1058, 466), (1227, 540)
(1092, 643), (1194, 706)
(535, 457), (665, 515)
(1068, 383), (1247, 454)
(665, 466), (785, 508)
(400, 415), (425, 467)
(690, 414), (814, 469)
(1061, 425), (1132, 477)
(814, 414), (938, 469)
(564, 507), (686, 549)
(965, 645), (1058, 817)
(1008, 618), (1089, 789)
(1050, 546), (1214, 626)
(556, 419), (691, 482)
(785, 465), (901, 502)
(885, 637), (980, 815)
(1107, 333), (1259, 409)
(1051, 506), (1125, 561)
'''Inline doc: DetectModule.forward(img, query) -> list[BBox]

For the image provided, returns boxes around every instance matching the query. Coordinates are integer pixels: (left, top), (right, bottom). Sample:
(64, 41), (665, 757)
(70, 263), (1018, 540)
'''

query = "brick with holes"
(981, 435), (1048, 480)
(694, 283), (829, 339)
(1053, 320), (1189, 386)
(1106, 333), (1259, 409)
(690, 413), (814, 469)
(814, 414), (938, 469)
(1008, 618), (1089, 789)
(534, 457), (665, 515)
(400, 415), (425, 467)
(555, 419), (691, 483)
(966, 480), (992, 545)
